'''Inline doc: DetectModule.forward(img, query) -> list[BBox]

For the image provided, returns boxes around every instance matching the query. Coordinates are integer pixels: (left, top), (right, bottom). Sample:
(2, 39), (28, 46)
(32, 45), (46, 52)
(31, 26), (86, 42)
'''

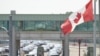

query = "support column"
(9, 10), (19, 56)
(63, 35), (69, 56)
(12, 27), (18, 56)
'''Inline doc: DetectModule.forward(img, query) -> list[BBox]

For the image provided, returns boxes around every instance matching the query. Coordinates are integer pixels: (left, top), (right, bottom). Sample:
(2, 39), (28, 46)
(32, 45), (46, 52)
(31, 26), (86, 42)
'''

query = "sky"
(0, 0), (99, 14)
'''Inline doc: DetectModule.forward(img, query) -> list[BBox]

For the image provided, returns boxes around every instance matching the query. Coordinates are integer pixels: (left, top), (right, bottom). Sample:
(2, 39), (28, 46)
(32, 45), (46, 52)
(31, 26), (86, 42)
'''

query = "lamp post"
(78, 39), (82, 56)
(0, 27), (8, 32)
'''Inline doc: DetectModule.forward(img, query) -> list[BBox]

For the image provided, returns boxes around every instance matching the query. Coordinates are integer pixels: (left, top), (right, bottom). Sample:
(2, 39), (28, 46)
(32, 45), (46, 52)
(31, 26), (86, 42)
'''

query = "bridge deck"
(0, 31), (100, 40)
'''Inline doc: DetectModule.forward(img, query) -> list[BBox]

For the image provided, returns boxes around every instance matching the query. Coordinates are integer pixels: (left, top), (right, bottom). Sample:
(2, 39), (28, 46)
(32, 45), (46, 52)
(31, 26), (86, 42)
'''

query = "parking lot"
(0, 40), (100, 56)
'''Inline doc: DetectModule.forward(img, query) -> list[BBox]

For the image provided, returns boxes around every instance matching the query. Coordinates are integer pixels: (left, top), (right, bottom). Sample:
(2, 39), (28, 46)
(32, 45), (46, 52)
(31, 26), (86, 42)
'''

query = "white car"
(48, 48), (59, 56)
(0, 47), (5, 53)
(54, 44), (62, 54)
(42, 45), (50, 52)
(33, 40), (46, 46)
(3, 46), (9, 52)
(20, 40), (33, 48)
(28, 47), (37, 56)
(22, 43), (36, 53)
(47, 43), (54, 49)
(41, 43), (54, 52)
(48, 44), (62, 56)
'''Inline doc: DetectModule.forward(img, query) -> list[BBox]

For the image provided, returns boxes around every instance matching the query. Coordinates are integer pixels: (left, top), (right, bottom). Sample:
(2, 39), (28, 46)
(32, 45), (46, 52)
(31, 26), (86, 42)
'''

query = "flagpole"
(60, 26), (64, 56)
(93, 0), (97, 56)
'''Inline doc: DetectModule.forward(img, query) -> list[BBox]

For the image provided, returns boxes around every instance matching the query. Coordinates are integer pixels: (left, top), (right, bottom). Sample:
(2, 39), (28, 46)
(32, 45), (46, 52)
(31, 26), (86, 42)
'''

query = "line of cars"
(0, 40), (62, 56)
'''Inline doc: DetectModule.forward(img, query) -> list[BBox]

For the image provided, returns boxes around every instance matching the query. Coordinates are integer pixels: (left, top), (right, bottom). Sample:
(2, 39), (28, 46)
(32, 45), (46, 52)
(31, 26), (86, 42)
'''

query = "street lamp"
(0, 26), (8, 33)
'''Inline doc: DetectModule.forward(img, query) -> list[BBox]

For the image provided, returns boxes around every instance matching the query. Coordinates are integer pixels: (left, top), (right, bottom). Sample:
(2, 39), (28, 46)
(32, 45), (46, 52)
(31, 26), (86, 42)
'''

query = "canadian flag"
(61, 0), (93, 35)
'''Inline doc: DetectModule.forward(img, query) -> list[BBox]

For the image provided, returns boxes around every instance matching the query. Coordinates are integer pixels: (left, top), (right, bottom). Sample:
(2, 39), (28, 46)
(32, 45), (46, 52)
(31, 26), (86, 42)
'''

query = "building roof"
(0, 14), (70, 21)
(0, 13), (99, 21)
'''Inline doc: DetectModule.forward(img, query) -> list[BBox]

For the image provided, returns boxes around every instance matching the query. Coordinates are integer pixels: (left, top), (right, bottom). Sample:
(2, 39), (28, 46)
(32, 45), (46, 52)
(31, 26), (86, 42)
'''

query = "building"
(0, 12), (99, 41)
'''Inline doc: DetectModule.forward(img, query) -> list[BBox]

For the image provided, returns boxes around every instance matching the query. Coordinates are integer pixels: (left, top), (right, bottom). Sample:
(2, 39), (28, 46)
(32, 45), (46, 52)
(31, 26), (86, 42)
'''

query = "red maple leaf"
(74, 13), (81, 23)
